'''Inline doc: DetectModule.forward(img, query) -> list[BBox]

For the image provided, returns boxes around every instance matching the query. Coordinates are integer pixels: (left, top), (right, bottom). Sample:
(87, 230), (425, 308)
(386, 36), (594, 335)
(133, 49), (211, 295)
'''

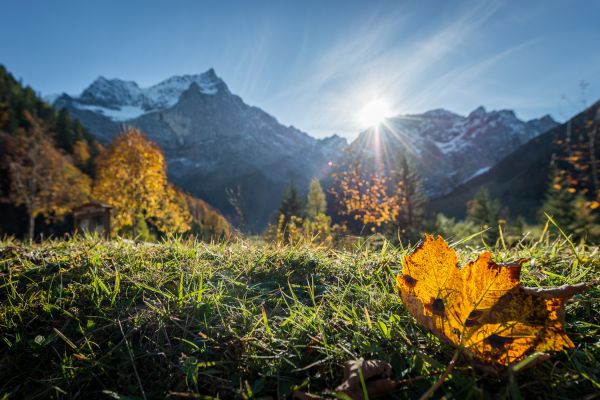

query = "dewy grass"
(0, 235), (598, 399)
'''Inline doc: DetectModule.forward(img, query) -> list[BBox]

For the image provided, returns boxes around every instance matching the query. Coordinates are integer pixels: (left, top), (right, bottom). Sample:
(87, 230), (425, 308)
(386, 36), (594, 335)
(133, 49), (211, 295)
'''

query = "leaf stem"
(419, 349), (460, 400)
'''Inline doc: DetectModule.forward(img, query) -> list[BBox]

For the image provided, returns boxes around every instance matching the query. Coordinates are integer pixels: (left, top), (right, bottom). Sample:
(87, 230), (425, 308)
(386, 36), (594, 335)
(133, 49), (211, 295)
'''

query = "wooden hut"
(73, 202), (112, 238)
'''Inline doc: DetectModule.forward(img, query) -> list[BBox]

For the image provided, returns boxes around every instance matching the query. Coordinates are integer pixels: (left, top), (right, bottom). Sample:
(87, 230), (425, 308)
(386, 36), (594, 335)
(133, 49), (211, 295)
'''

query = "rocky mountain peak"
(468, 106), (487, 118)
(80, 76), (143, 108)
(421, 109), (461, 119)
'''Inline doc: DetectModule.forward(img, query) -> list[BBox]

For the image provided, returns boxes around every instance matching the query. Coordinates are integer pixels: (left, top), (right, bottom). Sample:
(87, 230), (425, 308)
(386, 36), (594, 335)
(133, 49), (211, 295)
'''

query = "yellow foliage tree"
(331, 157), (399, 233)
(72, 139), (91, 167)
(93, 127), (191, 236)
(6, 114), (91, 240)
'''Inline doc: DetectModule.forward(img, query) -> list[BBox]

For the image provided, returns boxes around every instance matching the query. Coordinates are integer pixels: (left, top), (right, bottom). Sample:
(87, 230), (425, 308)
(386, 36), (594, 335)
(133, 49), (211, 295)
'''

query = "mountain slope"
(54, 70), (347, 231)
(351, 107), (558, 196)
(430, 100), (600, 221)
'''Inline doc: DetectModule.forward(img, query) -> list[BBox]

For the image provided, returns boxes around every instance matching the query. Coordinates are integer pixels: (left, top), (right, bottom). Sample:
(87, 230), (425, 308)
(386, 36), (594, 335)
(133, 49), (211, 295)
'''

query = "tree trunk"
(589, 125), (599, 200)
(132, 214), (137, 238)
(28, 213), (35, 242)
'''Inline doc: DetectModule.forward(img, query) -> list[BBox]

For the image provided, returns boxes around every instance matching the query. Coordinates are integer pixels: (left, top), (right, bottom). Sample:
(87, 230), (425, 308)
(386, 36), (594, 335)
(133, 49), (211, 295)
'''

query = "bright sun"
(359, 99), (391, 127)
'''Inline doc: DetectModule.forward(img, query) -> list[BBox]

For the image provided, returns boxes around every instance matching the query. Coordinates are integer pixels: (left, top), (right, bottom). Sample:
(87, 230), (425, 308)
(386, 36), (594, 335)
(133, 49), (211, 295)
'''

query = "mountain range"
(431, 100), (600, 221)
(51, 69), (561, 229)
(351, 108), (557, 197)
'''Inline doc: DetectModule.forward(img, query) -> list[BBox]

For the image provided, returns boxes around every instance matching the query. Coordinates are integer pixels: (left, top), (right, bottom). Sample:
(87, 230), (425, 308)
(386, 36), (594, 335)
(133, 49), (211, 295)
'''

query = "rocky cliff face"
(53, 70), (347, 231)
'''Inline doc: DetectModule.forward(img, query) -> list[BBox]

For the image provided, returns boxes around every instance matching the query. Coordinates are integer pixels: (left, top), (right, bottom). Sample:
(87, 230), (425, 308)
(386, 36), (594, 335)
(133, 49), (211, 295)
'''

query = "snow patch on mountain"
(74, 103), (146, 121)
(463, 166), (491, 183)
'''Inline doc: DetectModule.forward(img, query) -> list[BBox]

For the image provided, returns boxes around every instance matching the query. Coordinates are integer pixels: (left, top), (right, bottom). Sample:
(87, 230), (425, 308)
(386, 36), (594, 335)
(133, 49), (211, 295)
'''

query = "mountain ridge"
(351, 105), (558, 197)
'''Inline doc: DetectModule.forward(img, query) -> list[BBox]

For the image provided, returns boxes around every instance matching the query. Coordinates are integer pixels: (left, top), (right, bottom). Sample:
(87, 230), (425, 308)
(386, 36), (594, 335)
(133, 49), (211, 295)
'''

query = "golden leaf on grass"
(397, 235), (594, 367)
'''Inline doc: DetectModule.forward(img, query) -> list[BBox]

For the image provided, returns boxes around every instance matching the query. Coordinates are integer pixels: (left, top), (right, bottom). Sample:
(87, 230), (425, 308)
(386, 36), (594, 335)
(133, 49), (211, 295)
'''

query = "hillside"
(430, 100), (600, 221)
(0, 65), (99, 164)
(0, 237), (598, 398)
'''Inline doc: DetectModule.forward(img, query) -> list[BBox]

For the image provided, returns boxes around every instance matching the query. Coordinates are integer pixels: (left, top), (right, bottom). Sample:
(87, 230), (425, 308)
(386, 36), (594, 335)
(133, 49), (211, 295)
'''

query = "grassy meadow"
(0, 234), (599, 399)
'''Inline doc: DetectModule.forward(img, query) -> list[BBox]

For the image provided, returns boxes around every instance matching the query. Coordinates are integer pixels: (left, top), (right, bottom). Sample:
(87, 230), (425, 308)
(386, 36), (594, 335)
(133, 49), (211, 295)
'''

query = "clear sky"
(2, 0), (599, 139)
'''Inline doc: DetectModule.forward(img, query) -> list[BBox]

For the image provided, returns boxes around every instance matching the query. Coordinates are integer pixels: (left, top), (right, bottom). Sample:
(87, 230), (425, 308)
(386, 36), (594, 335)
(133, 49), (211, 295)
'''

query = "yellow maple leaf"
(397, 235), (594, 366)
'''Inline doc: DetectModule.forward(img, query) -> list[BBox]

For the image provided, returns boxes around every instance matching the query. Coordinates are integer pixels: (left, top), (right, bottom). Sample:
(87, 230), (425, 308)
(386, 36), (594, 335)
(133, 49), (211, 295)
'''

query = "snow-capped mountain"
(65, 69), (227, 122)
(53, 69), (347, 230)
(351, 106), (558, 196)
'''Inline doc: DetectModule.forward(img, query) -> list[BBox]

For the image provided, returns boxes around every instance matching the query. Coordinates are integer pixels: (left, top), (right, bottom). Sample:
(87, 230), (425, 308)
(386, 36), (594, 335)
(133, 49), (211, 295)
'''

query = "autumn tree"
(306, 178), (327, 220)
(93, 127), (191, 237)
(331, 155), (399, 233)
(186, 193), (231, 240)
(72, 139), (91, 168)
(5, 115), (91, 240)
(552, 110), (600, 200)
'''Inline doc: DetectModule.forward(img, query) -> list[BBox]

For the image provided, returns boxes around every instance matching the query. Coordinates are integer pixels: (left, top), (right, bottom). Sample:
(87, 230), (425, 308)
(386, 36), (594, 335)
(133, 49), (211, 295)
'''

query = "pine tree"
(541, 166), (577, 228)
(388, 154), (427, 241)
(279, 181), (304, 225)
(55, 108), (74, 152)
(306, 178), (327, 220)
(571, 195), (600, 241)
(541, 166), (600, 240)
(466, 187), (501, 242)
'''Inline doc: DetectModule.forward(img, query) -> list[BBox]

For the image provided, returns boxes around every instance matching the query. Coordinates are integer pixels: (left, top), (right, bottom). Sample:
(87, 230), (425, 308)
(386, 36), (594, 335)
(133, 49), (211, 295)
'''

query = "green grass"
(0, 235), (599, 399)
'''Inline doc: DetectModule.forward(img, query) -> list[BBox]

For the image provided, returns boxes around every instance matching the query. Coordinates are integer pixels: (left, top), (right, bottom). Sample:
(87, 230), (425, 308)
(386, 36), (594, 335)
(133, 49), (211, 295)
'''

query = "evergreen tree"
(541, 166), (600, 241)
(55, 108), (74, 152)
(541, 167), (577, 229)
(279, 181), (304, 225)
(571, 195), (600, 241)
(466, 187), (501, 242)
(306, 178), (327, 220)
(387, 154), (427, 241)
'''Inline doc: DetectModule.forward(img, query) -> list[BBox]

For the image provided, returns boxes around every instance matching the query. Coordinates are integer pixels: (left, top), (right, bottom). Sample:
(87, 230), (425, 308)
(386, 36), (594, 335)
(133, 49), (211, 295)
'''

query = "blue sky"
(1, 0), (599, 139)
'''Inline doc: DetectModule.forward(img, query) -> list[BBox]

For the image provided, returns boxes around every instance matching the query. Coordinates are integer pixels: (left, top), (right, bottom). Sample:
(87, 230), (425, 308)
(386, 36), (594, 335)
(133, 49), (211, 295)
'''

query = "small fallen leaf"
(396, 235), (596, 367)
(293, 358), (400, 400)
(335, 359), (398, 399)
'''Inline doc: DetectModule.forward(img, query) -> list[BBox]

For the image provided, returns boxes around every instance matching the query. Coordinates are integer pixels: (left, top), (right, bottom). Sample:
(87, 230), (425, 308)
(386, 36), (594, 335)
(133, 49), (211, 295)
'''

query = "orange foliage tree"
(185, 193), (231, 240)
(331, 156), (399, 233)
(93, 127), (191, 236)
(554, 112), (600, 200)
(5, 115), (91, 240)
